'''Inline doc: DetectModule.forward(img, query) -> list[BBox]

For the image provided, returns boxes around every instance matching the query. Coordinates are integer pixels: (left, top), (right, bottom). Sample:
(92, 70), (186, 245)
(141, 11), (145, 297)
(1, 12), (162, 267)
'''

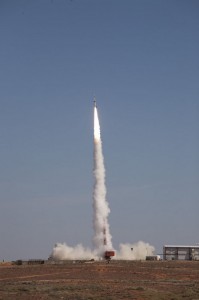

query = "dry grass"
(0, 260), (199, 299)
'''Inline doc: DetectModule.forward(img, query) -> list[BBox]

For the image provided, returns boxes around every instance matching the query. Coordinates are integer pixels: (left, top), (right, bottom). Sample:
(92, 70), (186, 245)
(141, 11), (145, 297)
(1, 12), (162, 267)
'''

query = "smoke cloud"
(116, 241), (155, 260)
(51, 243), (98, 260)
(51, 241), (155, 260)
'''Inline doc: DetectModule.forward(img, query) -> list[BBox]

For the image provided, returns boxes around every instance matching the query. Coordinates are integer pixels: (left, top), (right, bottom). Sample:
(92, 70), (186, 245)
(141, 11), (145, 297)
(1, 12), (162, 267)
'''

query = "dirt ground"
(0, 260), (199, 299)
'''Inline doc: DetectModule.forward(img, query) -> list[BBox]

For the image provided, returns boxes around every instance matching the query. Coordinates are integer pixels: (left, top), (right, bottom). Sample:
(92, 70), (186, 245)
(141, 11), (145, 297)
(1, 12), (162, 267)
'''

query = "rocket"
(93, 97), (97, 108)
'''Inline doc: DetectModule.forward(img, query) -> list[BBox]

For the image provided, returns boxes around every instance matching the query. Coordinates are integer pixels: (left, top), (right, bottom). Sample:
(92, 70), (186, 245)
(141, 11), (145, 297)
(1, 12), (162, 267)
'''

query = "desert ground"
(0, 260), (199, 299)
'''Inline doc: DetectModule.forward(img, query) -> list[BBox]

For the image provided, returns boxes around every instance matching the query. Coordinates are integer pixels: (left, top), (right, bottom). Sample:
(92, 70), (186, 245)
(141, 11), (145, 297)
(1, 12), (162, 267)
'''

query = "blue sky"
(0, 0), (198, 260)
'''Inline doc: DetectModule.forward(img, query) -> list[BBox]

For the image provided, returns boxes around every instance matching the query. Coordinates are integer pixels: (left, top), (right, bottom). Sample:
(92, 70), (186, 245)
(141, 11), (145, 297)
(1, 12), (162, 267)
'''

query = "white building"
(163, 245), (199, 260)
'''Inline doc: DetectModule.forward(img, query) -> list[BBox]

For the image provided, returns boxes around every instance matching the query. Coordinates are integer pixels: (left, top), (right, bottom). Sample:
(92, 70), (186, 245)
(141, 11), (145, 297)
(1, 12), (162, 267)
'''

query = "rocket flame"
(94, 106), (101, 142)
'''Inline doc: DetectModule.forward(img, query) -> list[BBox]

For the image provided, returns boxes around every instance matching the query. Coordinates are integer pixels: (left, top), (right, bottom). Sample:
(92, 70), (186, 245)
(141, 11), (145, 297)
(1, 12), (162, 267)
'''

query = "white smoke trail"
(50, 102), (155, 261)
(92, 104), (113, 255)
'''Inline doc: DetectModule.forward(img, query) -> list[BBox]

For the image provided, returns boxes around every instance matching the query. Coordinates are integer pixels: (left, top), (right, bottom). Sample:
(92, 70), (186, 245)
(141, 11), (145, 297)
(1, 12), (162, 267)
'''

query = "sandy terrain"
(0, 260), (199, 299)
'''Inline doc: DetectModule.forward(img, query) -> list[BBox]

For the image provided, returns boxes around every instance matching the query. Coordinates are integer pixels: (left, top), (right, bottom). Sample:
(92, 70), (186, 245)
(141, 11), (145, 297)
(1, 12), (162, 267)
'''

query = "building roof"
(164, 245), (199, 248)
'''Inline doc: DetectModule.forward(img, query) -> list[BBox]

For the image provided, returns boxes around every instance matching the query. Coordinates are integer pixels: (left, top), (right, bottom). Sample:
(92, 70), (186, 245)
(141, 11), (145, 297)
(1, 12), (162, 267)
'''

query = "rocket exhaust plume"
(50, 99), (155, 261)
(93, 99), (113, 255)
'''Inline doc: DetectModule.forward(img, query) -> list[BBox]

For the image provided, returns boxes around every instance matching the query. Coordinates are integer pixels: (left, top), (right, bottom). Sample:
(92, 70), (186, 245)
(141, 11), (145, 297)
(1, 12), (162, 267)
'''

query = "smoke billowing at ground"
(51, 241), (154, 260)
(50, 102), (155, 260)
(51, 243), (99, 260)
(116, 241), (155, 260)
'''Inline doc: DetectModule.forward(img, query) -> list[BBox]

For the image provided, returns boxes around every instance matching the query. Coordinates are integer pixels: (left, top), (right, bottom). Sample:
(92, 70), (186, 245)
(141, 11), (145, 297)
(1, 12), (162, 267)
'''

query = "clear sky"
(0, 0), (198, 261)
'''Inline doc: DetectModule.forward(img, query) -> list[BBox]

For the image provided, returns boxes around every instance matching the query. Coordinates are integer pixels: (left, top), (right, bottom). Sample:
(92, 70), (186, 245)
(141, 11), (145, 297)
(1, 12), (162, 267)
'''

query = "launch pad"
(104, 251), (115, 261)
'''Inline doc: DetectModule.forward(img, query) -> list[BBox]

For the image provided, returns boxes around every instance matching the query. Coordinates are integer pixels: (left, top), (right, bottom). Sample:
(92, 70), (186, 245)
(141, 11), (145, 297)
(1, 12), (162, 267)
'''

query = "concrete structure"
(146, 255), (161, 261)
(163, 245), (199, 261)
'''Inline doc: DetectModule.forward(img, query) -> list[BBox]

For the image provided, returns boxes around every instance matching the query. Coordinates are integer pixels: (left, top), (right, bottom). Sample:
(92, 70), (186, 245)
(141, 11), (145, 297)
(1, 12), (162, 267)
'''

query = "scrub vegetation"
(0, 260), (199, 299)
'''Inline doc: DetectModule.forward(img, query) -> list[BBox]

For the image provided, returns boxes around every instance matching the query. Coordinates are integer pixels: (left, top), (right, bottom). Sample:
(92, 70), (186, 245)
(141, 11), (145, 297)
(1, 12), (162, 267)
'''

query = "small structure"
(163, 245), (199, 261)
(104, 251), (115, 262)
(146, 255), (161, 261)
(28, 259), (45, 265)
(14, 259), (45, 265)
